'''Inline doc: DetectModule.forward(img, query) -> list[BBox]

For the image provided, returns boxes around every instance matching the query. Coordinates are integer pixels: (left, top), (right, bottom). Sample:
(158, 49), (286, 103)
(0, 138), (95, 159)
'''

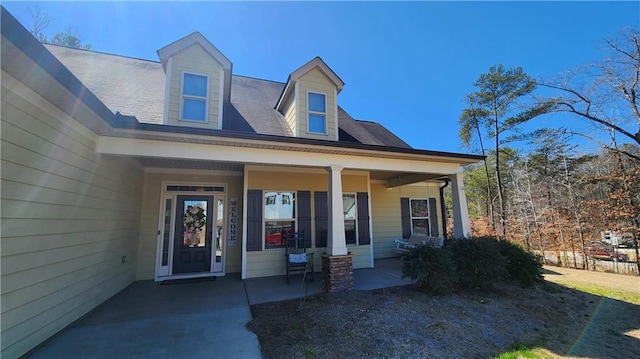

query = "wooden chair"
(285, 231), (314, 284)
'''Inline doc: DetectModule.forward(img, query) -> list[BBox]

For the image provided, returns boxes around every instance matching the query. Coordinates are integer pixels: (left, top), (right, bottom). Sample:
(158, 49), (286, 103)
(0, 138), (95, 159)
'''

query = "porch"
(25, 259), (409, 358)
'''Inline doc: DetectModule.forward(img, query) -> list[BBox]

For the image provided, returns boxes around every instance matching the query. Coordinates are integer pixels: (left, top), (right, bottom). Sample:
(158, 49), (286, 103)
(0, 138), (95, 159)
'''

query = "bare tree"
(537, 27), (640, 155)
(27, 5), (52, 42)
(23, 6), (92, 50)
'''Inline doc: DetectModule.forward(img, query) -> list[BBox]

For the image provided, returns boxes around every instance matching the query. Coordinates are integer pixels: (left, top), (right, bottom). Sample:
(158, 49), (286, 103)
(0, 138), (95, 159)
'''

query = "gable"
(164, 43), (224, 128)
(294, 67), (338, 140)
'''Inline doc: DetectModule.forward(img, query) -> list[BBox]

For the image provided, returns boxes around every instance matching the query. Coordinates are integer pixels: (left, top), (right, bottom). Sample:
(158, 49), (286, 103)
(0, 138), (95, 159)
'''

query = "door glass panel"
(216, 199), (224, 263)
(182, 200), (207, 247)
(162, 199), (172, 265)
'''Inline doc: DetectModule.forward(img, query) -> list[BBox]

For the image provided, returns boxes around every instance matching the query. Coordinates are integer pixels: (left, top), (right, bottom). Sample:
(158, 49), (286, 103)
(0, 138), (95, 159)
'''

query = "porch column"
(327, 165), (347, 255)
(450, 173), (472, 238)
(323, 165), (353, 292)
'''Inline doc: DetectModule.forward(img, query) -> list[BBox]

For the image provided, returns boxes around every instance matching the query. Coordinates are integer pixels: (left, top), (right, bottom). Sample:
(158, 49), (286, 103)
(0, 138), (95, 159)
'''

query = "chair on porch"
(285, 231), (314, 284)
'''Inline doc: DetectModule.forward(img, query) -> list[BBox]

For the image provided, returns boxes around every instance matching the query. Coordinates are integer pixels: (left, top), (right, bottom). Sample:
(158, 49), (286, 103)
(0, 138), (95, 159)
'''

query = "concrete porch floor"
(25, 258), (409, 358)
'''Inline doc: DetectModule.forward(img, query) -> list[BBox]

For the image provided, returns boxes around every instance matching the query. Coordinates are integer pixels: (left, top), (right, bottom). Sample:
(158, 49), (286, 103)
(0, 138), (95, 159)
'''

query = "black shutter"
(246, 190), (263, 251)
(401, 197), (411, 239)
(314, 191), (328, 248)
(298, 191), (312, 248)
(428, 198), (439, 237)
(357, 192), (370, 245)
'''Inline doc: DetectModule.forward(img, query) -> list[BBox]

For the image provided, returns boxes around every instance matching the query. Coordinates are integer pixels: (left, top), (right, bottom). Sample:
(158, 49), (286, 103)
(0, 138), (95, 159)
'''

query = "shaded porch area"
(26, 259), (409, 358)
(245, 257), (410, 304)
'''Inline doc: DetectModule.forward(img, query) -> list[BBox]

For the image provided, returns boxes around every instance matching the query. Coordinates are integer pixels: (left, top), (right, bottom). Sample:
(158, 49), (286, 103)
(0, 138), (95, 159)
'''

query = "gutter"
(110, 115), (485, 164)
(439, 179), (450, 240)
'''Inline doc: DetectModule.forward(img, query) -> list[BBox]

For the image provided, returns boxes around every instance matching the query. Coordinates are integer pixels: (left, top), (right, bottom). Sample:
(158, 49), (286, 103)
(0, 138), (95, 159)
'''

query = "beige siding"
(1, 72), (143, 358)
(136, 172), (244, 280)
(283, 91), (297, 136)
(296, 68), (337, 141)
(245, 168), (370, 278)
(166, 44), (223, 129)
(371, 182), (443, 259)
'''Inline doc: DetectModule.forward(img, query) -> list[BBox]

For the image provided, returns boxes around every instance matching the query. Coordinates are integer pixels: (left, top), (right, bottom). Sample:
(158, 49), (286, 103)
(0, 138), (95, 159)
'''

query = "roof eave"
(275, 57), (346, 110)
(1, 7), (115, 133)
(109, 115), (484, 165)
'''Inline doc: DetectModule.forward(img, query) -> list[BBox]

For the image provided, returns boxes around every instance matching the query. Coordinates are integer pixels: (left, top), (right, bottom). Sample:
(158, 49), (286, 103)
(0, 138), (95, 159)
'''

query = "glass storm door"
(173, 195), (214, 274)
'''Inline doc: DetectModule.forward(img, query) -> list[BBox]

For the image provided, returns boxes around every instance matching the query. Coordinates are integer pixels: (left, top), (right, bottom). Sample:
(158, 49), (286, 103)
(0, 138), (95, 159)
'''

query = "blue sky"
(3, 1), (639, 154)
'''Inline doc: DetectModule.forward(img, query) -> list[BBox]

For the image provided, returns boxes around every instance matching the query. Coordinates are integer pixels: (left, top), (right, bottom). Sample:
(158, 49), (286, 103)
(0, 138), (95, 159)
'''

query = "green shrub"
(401, 244), (455, 294)
(448, 236), (507, 290)
(401, 236), (541, 293)
(496, 239), (543, 287)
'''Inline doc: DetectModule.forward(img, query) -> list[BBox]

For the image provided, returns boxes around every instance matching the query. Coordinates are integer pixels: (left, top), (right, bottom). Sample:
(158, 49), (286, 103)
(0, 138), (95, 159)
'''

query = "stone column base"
(321, 254), (353, 293)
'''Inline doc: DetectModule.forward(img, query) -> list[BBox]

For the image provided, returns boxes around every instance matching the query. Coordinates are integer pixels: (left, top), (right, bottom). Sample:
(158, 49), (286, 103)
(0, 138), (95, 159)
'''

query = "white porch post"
(450, 173), (472, 238)
(327, 165), (347, 256)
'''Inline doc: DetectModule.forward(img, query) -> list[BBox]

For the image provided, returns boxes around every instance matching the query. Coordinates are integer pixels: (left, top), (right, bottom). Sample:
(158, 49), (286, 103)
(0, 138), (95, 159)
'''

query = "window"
(308, 92), (326, 134)
(264, 191), (296, 249)
(343, 194), (357, 245)
(181, 73), (208, 122)
(410, 199), (430, 236)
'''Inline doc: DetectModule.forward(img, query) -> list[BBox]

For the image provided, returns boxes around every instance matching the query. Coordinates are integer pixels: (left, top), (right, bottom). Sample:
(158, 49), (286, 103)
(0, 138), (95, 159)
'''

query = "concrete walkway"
(26, 275), (262, 359)
(26, 258), (409, 358)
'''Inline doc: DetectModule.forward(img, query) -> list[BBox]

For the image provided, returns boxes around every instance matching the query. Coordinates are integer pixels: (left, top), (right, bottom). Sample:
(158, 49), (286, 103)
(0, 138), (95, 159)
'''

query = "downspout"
(439, 179), (450, 240)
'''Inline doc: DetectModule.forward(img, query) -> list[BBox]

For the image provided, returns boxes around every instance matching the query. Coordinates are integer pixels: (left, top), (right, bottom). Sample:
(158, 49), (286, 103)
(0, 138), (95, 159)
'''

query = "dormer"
(276, 57), (345, 141)
(158, 32), (232, 129)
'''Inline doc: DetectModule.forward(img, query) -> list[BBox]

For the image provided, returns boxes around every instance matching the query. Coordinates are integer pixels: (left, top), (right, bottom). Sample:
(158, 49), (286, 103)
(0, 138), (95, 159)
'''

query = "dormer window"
(181, 72), (209, 122)
(307, 92), (326, 134)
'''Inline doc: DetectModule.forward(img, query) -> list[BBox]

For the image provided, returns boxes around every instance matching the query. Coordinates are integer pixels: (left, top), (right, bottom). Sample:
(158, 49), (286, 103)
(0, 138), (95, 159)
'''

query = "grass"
(493, 345), (556, 359)
(551, 280), (640, 305)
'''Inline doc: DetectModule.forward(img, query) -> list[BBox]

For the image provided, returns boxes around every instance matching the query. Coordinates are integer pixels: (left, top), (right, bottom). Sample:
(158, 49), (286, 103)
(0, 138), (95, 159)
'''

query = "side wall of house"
(246, 169), (370, 278)
(0, 72), (144, 358)
(370, 182), (443, 259)
(166, 44), (223, 129)
(136, 171), (244, 280)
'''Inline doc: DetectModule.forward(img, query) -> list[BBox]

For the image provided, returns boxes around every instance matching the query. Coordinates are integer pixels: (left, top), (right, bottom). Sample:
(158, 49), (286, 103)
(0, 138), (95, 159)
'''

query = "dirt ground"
(248, 269), (640, 359)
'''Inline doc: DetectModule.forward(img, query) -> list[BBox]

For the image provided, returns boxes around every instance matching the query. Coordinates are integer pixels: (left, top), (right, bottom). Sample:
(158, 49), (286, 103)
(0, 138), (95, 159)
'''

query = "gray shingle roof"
(226, 76), (293, 136)
(356, 120), (411, 148)
(43, 44), (410, 148)
(44, 44), (166, 124)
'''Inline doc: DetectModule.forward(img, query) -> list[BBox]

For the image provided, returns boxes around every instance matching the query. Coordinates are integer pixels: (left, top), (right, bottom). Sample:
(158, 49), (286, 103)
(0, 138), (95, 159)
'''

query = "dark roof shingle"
(44, 43), (410, 148)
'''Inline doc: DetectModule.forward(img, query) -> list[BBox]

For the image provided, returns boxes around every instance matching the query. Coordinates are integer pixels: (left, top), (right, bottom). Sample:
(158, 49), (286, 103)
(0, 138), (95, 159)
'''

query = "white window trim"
(179, 71), (209, 123)
(263, 190), (298, 250)
(343, 192), (359, 246)
(306, 91), (327, 135)
(410, 198), (430, 237)
(154, 181), (228, 281)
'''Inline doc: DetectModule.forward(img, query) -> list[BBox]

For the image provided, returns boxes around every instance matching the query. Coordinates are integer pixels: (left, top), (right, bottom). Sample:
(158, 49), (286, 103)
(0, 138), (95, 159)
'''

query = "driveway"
(26, 258), (409, 358)
(26, 275), (262, 358)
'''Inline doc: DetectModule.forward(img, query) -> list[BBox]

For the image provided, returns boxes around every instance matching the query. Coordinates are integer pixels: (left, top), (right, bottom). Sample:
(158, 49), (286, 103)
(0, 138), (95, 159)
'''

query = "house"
(0, 7), (482, 358)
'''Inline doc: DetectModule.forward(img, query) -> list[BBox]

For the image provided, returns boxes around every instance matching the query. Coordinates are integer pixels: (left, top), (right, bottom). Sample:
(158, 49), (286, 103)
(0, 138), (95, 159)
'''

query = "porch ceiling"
(135, 157), (244, 172)
(135, 157), (447, 186)
(369, 170), (447, 184)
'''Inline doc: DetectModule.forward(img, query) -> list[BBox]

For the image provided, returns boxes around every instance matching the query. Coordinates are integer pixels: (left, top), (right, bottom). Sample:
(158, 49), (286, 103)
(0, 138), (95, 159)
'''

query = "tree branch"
(537, 82), (640, 144)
